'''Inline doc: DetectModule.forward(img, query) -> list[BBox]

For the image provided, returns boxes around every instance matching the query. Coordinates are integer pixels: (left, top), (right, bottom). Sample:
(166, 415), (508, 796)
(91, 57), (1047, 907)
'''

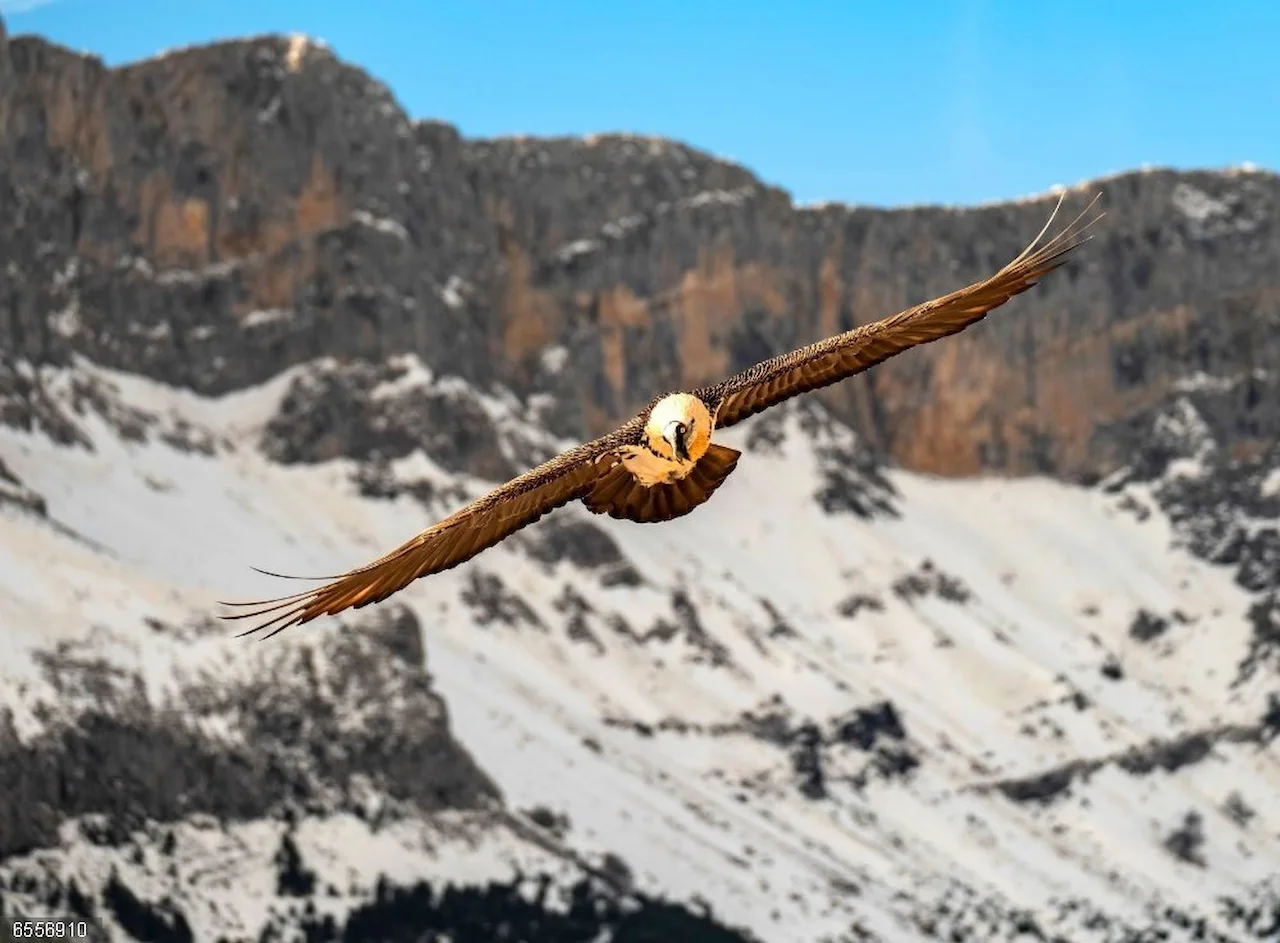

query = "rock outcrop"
(2, 17), (1277, 482)
(0, 604), (498, 861)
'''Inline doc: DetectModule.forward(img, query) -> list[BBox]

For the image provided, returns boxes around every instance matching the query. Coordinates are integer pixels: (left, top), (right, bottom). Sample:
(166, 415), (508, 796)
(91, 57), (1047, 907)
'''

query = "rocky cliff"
(3, 18), (1277, 483)
(5, 15), (1280, 943)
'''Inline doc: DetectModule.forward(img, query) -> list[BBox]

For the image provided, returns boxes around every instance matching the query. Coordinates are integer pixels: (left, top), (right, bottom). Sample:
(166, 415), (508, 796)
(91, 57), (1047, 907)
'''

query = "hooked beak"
(664, 420), (691, 463)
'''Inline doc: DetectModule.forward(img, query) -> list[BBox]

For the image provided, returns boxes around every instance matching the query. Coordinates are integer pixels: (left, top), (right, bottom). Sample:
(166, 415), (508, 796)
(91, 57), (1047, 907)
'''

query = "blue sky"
(4, 0), (1276, 207)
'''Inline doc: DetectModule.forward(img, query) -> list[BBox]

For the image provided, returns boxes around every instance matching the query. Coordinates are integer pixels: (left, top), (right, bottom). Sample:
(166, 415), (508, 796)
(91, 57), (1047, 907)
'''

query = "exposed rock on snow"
(2, 360), (1279, 941)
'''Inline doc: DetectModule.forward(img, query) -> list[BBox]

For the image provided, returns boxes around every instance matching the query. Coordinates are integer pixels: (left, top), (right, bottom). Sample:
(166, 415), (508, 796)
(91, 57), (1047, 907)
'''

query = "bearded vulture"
(224, 193), (1101, 637)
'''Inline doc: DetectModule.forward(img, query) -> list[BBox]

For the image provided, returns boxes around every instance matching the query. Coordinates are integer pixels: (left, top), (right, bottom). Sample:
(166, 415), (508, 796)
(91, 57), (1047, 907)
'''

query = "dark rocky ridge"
(2, 15), (1278, 483)
(0, 605), (497, 861)
(602, 695), (921, 802)
(980, 696), (1280, 805)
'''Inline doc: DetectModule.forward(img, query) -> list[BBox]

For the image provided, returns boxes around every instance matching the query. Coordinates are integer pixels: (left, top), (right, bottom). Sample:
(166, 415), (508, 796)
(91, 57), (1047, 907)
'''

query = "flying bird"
(224, 193), (1102, 638)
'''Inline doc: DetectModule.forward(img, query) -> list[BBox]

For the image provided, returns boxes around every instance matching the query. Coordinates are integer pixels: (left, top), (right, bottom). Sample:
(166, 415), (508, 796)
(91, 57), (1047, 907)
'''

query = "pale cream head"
(645, 393), (712, 464)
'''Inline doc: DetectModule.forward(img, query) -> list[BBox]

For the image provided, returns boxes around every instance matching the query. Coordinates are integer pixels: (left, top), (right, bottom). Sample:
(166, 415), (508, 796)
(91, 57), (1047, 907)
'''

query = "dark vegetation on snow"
(268, 875), (758, 943)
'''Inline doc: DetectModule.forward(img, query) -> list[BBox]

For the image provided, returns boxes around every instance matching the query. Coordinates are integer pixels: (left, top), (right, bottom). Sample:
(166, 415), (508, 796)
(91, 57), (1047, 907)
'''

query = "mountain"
(4, 20), (1279, 481)
(2, 16), (1279, 943)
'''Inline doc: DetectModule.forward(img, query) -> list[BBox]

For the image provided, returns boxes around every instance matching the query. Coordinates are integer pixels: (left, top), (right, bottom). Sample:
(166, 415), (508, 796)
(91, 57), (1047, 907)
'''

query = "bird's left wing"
(221, 420), (641, 638)
(702, 193), (1102, 430)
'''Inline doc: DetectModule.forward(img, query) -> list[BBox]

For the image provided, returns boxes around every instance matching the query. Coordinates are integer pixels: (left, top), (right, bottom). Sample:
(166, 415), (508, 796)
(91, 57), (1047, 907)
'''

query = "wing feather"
(703, 193), (1103, 429)
(220, 421), (641, 637)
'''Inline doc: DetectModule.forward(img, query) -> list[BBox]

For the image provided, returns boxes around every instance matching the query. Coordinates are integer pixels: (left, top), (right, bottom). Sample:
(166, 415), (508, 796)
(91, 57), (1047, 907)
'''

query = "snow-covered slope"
(1, 357), (1278, 943)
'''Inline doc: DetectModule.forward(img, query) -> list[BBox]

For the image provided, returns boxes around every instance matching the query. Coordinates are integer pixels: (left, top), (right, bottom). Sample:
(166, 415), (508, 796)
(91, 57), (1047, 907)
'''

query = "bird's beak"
(665, 420), (691, 463)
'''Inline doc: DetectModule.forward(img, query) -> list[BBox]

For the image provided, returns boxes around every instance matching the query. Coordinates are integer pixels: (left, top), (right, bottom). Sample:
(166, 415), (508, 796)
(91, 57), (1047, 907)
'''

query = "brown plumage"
(223, 192), (1101, 638)
(582, 442), (743, 524)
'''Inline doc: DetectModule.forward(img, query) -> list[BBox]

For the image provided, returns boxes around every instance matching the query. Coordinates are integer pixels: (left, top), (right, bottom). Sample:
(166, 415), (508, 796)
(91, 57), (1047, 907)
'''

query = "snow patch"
(1171, 182), (1230, 223)
(351, 209), (409, 242)
(1, 364), (1277, 941)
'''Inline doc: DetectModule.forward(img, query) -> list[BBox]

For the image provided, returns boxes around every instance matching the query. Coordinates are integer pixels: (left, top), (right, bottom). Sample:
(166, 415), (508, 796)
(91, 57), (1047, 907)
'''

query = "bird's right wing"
(220, 420), (641, 637)
(704, 193), (1102, 430)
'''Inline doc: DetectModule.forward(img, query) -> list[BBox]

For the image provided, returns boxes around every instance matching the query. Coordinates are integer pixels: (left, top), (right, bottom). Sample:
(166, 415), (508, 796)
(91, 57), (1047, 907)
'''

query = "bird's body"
(224, 194), (1102, 637)
(619, 392), (714, 485)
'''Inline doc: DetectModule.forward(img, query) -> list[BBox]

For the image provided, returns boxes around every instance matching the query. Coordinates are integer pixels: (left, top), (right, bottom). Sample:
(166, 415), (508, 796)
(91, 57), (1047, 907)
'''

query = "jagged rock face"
(261, 358), (516, 481)
(0, 28), (501, 394)
(481, 166), (1280, 482)
(1097, 375), (1280, 688)
(2, 18), (1278, 483)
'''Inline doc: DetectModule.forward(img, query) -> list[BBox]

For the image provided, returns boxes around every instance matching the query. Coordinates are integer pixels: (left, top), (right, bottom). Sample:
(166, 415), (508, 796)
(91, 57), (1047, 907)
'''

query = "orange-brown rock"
(2, 16), (1277, 481)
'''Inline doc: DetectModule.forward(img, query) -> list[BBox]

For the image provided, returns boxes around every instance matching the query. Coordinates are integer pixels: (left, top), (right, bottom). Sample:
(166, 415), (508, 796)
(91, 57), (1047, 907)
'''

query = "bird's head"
(645, 393), (712, 465)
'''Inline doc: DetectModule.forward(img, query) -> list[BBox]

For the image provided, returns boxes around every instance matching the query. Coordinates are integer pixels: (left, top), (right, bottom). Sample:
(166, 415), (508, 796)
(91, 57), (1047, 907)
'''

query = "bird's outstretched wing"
(221, 421), (642, 638)
(702, 193), (1103, 430)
